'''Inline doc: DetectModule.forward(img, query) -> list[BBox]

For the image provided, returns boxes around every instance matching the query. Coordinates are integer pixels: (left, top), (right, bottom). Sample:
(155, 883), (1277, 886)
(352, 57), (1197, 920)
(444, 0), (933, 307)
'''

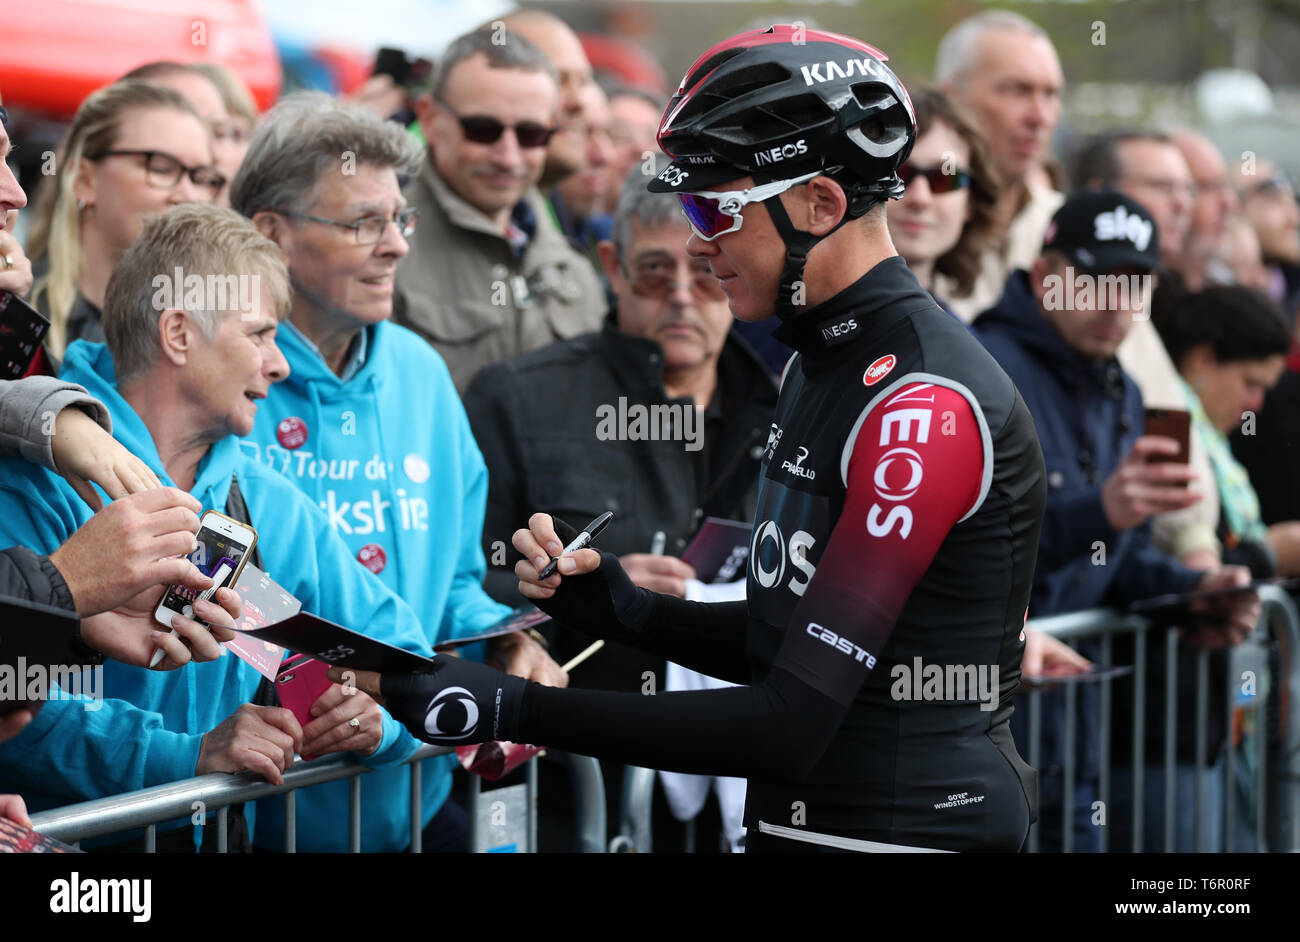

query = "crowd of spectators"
(1, 5), (1298, 853)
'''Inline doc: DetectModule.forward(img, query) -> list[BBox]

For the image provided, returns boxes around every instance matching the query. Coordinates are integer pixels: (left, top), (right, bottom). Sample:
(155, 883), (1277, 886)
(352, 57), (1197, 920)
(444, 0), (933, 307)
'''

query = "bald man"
(934, 10), (1066, 321)
(500, 10), (594, 188)
(1171, 131), (1238, 290)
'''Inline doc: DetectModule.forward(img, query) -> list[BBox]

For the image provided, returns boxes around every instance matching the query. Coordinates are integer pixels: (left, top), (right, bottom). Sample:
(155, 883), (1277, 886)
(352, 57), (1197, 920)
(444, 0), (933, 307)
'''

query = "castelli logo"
(863, 354), (897, 386)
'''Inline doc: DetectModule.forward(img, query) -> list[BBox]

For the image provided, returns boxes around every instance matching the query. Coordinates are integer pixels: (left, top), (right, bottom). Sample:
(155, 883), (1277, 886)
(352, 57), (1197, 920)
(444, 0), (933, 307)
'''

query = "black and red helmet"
(647, 24), (916, 201)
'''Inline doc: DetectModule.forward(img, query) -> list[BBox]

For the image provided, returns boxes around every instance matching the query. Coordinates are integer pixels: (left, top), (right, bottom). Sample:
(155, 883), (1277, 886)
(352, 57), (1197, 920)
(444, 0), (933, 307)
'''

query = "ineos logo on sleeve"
(424, 686), (480, 740)
(865, 384), (937, 541)
(872, 447), (923, 501)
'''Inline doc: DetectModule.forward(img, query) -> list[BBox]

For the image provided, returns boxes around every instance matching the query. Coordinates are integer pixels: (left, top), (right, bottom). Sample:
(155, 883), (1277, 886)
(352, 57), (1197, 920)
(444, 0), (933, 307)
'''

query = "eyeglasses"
(437, 99), (555, 148)
(678, 170), (823, 242)
(627, 256), (725, 300)
(96, 149), (226, 198)
(898, 163), (972, 194)
(281, 207), (419, 245)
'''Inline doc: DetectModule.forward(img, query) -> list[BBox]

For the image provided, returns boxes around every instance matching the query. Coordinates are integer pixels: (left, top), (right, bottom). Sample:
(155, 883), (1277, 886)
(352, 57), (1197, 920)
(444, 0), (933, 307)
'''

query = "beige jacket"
(938, 181), (1064, 323)
(1118, 318), (1221, 560)
(393, 157), (605, 393)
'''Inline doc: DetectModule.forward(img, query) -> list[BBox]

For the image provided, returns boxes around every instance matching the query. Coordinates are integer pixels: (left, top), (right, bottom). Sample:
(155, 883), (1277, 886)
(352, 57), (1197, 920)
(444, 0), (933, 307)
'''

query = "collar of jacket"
(770, 256), (933, 374)
(983, 269), (1128, 399)
(417, 154), (574, 268)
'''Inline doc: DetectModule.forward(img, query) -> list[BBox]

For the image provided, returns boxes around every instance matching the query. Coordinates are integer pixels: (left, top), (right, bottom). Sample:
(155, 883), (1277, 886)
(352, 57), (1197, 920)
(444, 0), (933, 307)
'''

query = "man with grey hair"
(463, 162), (777, 849)
(935, 9), (1066, 321)
(230, 91), (566, 853)
(394, 25), (604, 393)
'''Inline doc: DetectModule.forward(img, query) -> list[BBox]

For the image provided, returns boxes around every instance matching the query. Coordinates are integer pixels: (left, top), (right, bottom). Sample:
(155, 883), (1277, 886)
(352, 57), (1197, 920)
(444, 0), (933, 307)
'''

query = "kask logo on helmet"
(753, 139), (808, 167)
(800, 57), (885, 87)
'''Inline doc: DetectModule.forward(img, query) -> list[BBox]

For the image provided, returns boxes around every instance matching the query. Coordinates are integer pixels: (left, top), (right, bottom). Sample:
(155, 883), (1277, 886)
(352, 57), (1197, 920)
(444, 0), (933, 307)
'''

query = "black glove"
(532, 515), (652, 637)
(381, 654), (527, 746)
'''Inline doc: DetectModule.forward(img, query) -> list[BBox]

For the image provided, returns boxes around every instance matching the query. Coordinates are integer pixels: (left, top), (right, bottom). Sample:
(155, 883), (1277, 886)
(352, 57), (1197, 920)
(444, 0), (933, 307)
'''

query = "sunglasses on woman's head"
(677, 170), (823, 242)
(898, 163), (972, 194)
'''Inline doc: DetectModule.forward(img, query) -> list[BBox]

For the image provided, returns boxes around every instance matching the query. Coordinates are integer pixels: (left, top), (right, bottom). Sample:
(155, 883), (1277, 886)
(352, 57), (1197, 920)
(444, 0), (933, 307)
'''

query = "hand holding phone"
(151, 511), (257, 667)
(275, 655), (334, 759)
(1143, 408), (1192, 485)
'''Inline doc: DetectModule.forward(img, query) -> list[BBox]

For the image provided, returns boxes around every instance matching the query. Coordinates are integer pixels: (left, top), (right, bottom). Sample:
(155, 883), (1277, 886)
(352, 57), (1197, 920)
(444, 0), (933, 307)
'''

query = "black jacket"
(464, 313), (778, 693)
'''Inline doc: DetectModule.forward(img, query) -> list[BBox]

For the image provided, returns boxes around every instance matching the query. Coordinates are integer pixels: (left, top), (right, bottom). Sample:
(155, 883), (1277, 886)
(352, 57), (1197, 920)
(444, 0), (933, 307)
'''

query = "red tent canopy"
(579, 33), (668, 95)
(0, 0), (281, 118)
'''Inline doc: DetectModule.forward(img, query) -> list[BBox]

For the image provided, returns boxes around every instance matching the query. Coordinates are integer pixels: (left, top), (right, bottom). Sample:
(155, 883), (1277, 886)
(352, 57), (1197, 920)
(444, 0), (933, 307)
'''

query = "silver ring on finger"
(2, 255), (12, 271)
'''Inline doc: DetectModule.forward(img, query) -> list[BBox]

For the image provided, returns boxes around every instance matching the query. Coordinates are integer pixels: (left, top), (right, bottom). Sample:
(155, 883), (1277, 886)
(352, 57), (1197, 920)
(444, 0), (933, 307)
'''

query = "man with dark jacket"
(466, 166), (778, 682)
(974, 190), (1259, 851)
(464, 165), (777, 848)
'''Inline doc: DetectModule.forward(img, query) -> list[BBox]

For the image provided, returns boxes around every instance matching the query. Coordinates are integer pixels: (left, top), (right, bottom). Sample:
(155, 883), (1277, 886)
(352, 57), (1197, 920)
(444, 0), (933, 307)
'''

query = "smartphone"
(1143, 407), (1191, 483)
(154, 510), (257, 629)
(276, 654), (334, 759)
(0, 291), (50, 379)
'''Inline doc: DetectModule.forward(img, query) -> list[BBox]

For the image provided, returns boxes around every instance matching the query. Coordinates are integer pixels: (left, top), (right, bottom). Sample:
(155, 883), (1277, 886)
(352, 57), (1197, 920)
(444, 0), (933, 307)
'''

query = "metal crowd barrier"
(29, 746), (608, 853)
(607, 588), (1300, 854)
(1024, 585), (1300, 853)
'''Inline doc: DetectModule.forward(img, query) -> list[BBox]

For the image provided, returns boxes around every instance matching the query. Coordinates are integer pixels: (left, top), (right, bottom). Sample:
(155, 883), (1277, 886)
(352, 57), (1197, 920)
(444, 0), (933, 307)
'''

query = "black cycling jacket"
(515, 257), (1047, 852)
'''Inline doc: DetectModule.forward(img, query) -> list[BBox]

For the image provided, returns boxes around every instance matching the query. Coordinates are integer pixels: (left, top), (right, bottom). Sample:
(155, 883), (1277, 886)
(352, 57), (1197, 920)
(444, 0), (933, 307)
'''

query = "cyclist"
(343, 25), (1048, 853)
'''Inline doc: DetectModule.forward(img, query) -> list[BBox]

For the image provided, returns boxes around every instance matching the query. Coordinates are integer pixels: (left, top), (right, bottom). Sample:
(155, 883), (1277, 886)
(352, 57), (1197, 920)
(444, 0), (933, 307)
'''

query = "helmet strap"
(764, 189), (862, 322)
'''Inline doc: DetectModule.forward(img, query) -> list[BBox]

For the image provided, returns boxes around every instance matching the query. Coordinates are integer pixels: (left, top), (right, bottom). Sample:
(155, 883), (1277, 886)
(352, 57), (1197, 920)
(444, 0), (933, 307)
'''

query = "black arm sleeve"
(509, 382), (987, 781)
(516, 662), (843, 781)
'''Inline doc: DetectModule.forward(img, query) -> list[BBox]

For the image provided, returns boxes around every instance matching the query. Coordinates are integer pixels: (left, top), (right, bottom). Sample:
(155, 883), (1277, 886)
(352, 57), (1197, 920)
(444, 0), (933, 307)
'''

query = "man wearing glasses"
(394, 25), (604, 393)
(229, 92), (566, 853)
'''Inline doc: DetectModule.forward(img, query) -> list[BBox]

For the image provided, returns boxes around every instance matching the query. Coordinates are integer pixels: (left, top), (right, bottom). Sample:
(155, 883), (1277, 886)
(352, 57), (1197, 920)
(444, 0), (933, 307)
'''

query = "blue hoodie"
(0, 340), (430, 843)
(241, 320), (510, 851)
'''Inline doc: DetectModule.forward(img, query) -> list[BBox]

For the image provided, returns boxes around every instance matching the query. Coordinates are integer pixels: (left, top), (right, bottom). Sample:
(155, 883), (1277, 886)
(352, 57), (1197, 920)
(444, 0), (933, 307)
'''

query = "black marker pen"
(539, 511), (613, 579)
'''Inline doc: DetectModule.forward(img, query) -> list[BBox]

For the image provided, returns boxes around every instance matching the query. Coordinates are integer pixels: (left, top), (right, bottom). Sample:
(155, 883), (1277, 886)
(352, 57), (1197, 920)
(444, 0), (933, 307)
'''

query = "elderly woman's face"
(184, 286), (288, 438)
(77, 107), (218, 256)
(281, 163), (409, 327)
